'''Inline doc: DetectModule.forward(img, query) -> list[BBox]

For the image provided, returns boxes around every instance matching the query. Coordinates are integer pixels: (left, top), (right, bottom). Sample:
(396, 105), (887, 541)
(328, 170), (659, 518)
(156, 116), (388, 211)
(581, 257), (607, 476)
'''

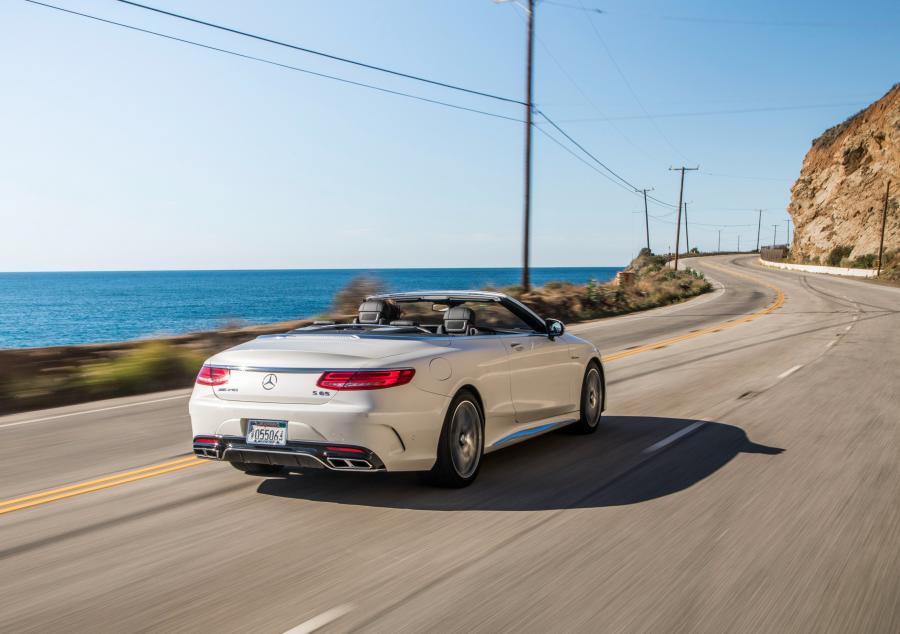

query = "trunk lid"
(207, 333), (445, 404)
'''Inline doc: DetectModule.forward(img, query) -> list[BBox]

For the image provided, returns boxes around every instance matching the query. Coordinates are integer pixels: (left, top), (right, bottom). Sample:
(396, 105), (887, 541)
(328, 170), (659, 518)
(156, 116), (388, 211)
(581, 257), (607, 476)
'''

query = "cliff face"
(788, 84), (900, 262)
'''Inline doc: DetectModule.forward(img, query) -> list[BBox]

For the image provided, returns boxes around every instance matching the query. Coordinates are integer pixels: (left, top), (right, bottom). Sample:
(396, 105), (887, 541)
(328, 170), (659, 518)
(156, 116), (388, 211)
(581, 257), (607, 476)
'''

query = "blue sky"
(2, 0), (897, 271)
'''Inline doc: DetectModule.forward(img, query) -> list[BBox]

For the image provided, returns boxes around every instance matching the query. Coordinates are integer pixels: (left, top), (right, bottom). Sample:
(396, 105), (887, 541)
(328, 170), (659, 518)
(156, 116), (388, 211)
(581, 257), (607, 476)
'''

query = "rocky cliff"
(788, 84), (899, 264)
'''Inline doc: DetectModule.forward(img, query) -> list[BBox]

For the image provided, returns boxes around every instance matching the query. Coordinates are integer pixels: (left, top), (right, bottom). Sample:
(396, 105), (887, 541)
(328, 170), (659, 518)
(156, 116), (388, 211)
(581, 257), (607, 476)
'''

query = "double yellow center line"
(1, 261), (785, 516)
(602, 265), (785, 362)
(0, 455), (205, 516)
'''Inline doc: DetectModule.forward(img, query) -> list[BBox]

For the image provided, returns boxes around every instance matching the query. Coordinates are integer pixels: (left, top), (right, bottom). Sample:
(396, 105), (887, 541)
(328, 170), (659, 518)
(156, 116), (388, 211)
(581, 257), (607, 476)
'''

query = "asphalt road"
(1, 255), (898, 633)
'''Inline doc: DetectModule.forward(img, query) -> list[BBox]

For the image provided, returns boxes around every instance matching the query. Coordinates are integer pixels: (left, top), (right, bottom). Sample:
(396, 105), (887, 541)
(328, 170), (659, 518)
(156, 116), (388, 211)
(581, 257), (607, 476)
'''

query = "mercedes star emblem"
(262, 373), (278, 390)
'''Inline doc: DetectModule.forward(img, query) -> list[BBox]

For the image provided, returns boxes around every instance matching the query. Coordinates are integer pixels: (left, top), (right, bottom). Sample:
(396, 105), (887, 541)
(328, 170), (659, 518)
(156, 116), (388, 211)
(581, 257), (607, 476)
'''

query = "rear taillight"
(317, 369), (415, 391)
(196, 365), (230, 386)
(193, 436), (220, 445)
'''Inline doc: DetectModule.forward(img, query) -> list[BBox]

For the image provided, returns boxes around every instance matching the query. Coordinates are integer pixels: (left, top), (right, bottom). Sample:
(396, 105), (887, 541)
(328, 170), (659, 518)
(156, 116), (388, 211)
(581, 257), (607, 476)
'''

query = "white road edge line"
(283, 604), (354, 634)
(0, 394), (190, 430)
(777, 365), (803, 380)
(826, 340), (836, 348)
(643, 421), (705, 454)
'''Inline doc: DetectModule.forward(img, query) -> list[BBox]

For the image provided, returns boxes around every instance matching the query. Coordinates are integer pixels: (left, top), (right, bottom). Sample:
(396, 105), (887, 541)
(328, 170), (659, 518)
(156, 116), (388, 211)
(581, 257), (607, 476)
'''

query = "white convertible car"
(190, 291), (606, 487)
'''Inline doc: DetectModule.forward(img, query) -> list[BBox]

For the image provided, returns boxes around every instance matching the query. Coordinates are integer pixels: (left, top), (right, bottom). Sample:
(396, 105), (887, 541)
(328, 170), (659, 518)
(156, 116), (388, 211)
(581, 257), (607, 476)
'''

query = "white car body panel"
(189, 292), (604, 473)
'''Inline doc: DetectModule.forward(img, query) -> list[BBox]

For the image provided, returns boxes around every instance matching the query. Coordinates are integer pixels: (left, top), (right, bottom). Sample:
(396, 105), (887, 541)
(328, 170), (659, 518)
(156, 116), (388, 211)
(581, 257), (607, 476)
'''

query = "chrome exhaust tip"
(194, 446), (221, 459)
(193, 436), (223, 459)
(325, 457), (374, 470)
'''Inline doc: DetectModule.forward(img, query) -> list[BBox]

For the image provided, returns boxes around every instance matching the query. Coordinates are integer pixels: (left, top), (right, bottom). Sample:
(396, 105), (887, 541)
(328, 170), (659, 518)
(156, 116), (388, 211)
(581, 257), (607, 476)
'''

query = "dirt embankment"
(788, 84), (899, 269)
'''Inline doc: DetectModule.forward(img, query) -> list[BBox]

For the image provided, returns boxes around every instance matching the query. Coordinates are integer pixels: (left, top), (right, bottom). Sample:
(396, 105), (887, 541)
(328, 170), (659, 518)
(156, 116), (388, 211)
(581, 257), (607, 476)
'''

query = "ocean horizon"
(0, 266), (623, 349)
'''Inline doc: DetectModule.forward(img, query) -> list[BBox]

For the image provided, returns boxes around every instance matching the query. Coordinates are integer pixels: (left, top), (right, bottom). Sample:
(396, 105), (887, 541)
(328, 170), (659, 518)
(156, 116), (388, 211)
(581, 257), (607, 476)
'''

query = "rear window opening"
(287, 298), (542, 337)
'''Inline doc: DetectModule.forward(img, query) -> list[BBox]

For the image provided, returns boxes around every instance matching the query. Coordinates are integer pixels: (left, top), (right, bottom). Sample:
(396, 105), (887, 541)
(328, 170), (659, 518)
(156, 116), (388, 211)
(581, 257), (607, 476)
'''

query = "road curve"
(1, 255), (898, 633)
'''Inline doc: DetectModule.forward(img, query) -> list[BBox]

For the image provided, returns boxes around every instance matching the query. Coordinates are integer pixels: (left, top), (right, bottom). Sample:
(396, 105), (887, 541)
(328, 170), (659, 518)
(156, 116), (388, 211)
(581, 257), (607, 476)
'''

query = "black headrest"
(443, 306), (474, 334)
(357, 300), (399, 324)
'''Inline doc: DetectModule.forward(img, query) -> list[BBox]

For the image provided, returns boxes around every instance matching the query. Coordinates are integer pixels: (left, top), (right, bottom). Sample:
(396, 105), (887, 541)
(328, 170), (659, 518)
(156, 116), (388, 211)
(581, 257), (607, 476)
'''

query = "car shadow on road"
(256, 416), (783, 511)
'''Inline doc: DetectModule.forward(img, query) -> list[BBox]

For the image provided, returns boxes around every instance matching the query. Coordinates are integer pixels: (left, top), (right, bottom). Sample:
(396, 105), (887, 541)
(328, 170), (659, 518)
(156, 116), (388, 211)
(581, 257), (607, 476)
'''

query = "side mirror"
(546, 318), (565, 339)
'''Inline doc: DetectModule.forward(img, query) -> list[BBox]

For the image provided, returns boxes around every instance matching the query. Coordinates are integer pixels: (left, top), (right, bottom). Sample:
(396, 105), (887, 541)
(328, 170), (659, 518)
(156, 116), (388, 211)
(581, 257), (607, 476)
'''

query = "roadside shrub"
(686, 268), (706, 280)
(332, 275), (386, 315)
(78, 342), (205, 397)
(585, 278), (600, 303)
(878, 249), (900, 281)
(851, 253), (876, 269)
(827, 245), (853, 266)
(511, 252), (711, 322)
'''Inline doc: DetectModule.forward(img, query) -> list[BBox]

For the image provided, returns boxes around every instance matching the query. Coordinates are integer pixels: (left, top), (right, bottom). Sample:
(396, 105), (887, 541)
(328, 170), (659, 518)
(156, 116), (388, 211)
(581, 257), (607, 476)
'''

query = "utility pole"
(641, 188), (652, 252)
(756, 209), (763, 251)
(669, 166), (698, 270)
(877, 180), (891, 275)
(520, 0), (535, 290)
(772, 224), (778, 248)
(683, 202), (691, 253)
(785, 219), (792, 247)
(717, 229), (722, 253)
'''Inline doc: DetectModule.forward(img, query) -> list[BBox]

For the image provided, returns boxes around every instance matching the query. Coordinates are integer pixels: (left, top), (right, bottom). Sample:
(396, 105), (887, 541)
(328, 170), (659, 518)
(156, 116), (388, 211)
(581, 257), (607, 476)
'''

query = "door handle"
(510, 342), (525, 351)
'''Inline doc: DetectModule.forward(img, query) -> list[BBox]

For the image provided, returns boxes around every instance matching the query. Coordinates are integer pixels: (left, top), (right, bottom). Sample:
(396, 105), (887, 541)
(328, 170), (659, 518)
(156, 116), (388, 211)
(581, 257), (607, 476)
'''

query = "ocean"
(0, 267), (622, 349)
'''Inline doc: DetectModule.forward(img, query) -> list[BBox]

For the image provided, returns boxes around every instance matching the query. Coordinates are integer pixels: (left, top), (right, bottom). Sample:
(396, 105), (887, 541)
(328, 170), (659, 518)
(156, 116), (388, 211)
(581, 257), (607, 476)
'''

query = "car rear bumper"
(193, 436), (385, 471)
(189, 385), (449, 471)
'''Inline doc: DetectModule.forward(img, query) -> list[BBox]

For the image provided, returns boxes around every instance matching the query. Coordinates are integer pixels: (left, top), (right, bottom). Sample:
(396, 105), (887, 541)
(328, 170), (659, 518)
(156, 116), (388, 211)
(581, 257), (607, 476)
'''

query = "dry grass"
(877, 249), (900, 281)
(332, 275), (387, 316)
(503, 251), (711, 322)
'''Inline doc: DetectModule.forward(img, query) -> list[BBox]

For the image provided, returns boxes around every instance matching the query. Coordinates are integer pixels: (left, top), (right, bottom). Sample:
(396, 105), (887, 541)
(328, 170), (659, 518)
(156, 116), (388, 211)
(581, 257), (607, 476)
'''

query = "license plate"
(246, 419), (287, 446)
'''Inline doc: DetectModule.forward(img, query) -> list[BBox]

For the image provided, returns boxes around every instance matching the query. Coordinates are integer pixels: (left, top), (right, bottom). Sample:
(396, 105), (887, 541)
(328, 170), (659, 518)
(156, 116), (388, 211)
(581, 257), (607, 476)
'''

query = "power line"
(700, 170), (784, 182)
(537, 110), (679, 209)
(535, 120), (683, 213)
(534, 125), (651, 196)
(542, 3), (883, 29)
(503, 2), (663, 168)
(690, 221), (755, 228)
(536, 111), (642, 193)
(646, 192), (677, 209)
(554, 101), (870, 123)
(35, 0), (691, 222)
(24, 0), (524, 123)
(660, 14), (882, 29)
(541, 0), (604, 13)
(576, 0), (692, 163)
(115, 0), (525, 106)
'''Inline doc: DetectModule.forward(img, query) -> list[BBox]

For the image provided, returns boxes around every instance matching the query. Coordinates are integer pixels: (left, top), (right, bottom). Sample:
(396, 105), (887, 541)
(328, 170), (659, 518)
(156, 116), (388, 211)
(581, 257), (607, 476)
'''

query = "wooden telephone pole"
(669, 166), (698, 270)
(756, 209), (763, 252)
(641, 188), (652, 252)
(877, 181), (891, 275)
(520, 0), (535, 290)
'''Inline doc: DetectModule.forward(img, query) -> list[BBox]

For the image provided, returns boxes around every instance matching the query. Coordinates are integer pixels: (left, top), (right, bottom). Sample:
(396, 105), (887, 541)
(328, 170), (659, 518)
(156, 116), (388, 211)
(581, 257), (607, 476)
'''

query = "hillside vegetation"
(503, 250), (711, 322)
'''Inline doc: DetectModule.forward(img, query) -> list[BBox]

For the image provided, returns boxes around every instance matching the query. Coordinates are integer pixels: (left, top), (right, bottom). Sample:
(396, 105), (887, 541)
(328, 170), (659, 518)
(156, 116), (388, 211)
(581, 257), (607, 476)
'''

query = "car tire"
(229, 462), (284, 476)
(428, 389), (484, 488)
(572, 362), (604, 434)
